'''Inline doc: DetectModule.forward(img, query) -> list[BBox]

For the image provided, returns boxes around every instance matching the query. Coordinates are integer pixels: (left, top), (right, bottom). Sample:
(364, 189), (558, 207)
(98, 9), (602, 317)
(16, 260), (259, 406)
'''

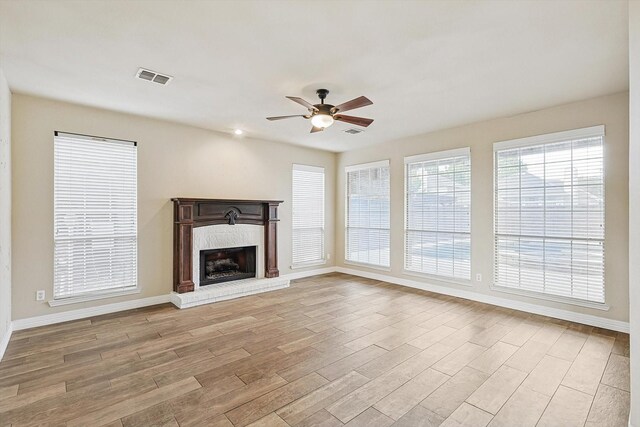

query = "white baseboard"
(0, 322), (13, 360)
(335, 267), (630, 333)
(8, 265), (629, 334)
(12, 294), (171, 331)
(9, 268), (333, 332)
(284, 266), (338, 281)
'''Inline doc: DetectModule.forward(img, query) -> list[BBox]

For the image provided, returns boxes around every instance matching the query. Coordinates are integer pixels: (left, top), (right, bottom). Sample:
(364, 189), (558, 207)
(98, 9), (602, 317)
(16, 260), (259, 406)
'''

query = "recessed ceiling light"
(233, 129), (243, 135)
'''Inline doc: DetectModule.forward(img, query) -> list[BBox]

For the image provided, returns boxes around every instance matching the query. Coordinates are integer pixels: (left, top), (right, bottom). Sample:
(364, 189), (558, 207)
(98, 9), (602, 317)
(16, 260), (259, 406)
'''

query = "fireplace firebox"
(199, 246), (256, 286)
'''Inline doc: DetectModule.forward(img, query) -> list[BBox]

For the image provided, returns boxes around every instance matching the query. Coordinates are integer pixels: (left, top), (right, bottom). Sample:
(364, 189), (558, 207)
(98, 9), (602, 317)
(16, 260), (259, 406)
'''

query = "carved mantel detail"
(224, 208), (239, 225)
(172, 198), (283, 294)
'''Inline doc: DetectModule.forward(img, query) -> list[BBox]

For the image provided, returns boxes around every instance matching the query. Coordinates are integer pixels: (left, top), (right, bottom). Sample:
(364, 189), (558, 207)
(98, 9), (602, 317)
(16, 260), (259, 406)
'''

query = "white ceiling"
(0, 0), (629, 152)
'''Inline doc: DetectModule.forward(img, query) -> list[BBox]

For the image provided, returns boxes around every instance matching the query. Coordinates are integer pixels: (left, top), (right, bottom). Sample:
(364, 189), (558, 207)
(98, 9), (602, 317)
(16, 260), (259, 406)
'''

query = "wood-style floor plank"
(0, 273), (630, 426)
(66, 376), (201, 427)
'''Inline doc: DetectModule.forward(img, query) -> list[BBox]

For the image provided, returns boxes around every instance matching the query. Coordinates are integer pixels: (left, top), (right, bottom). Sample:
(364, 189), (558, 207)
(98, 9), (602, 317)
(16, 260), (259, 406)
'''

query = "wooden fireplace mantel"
(172, 198), (283, 294)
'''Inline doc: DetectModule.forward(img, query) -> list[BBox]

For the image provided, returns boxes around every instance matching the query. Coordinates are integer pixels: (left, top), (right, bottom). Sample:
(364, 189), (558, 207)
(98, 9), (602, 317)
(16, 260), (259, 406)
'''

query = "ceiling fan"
(267, 89), (373, 133)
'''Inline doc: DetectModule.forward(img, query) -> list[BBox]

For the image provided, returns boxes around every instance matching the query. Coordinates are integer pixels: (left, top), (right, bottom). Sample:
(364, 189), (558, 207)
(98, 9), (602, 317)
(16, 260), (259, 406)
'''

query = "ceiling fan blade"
(286, 96), (319, 111)
(334, 114), (374, 127)
(310, 126), (324, 133)
(332, 96), (373, 113)
(266, 115), (306, 121)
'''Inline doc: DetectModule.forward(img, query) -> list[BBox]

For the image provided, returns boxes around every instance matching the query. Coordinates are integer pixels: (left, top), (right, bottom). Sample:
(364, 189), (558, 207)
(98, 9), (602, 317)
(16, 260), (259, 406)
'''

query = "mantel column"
(264, 202), (280, 278)
(173, 201), (195, 293)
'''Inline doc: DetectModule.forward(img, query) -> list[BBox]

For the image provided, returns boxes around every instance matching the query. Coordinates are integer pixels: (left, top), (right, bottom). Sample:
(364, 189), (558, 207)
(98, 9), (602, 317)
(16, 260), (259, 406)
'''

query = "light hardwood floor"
(0, 273), (630, 427)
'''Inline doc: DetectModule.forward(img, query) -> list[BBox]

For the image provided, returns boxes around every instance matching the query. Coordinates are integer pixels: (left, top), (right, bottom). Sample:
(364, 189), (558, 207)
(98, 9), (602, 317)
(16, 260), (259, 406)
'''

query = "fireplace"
(172, 198), (283, 293)
(200, 245), (256, 286)
(171, 199), (289, 308)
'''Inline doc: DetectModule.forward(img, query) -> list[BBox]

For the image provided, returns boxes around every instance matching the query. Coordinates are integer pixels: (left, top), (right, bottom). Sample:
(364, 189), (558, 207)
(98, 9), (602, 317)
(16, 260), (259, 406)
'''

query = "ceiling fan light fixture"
(311, 113), (334, 129)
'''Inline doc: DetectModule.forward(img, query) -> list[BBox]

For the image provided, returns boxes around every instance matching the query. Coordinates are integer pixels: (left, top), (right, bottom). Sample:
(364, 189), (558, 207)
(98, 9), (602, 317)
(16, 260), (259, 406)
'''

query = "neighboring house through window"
(494, 126), (605, 304)
(345, 160), (390, 268)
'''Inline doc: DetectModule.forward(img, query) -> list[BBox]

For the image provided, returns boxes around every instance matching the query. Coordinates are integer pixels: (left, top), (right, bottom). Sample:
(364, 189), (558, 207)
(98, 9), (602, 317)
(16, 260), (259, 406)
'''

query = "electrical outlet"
(476, 273), (482, 282)
(36, 290), (45, 301)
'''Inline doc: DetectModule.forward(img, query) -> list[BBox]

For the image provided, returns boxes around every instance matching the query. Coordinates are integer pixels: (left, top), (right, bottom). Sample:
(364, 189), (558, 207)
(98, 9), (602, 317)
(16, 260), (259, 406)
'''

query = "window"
(292, 164), (325, 267)
(494, 126), (605, 304)
(405, 148), (471, 280)
(54, 132), (137, 300)
(345, 160), (390, 267)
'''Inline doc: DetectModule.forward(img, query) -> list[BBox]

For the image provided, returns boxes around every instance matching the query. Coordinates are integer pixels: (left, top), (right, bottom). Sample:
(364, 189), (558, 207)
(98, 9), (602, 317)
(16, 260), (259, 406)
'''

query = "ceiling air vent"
(135, 68), (173, 85)
(344, 128), (363, 135)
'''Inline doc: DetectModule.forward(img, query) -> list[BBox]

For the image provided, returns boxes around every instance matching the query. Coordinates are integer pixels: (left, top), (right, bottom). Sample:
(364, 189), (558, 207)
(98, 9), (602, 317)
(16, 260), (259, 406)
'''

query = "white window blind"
(494, 126), (605, 304)
(292, 164), (325, 267)
(345, 160), (390, 267)
(405, 148), (471, 280)
(54, 132), (137, 299)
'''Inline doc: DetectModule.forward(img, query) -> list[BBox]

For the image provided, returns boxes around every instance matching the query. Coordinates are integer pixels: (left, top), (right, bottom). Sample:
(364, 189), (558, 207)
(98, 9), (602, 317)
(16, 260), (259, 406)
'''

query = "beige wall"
(11, 94), (336, 320)
(336, 92), (629, 323)
(0, 66), (11, 345)
(8, 90), (631, 327)
(628, 1), (639, 425)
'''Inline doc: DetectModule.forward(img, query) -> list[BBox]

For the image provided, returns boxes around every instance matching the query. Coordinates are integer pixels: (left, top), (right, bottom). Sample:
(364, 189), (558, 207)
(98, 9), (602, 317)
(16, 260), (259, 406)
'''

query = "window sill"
(48, 287), (141, 307)
(490, 284), (609, 311)
(290, 260), (328, 270)
(402, 270), (473, 287)
(344, 261), (392, 272)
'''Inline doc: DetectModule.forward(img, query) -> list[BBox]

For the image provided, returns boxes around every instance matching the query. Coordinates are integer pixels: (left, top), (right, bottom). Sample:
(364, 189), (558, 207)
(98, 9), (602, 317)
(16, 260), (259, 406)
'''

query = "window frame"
(492, 125), (608, 309)
(291, 163), (326, 269)
(403, 147), (472, 285)
(344, 159), (391, 270)
(52, 131), (138, 305)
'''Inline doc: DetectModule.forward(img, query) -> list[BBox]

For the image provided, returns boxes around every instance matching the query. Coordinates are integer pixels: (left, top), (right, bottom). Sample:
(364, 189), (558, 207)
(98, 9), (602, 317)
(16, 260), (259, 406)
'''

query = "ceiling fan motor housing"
(316, 88), (330, 102)
(314, 104), (334, 115)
